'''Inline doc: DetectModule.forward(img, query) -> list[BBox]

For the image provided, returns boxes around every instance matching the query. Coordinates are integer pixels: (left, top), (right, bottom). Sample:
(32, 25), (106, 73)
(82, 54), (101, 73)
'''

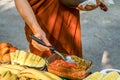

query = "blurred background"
(0, 0), (120, 72)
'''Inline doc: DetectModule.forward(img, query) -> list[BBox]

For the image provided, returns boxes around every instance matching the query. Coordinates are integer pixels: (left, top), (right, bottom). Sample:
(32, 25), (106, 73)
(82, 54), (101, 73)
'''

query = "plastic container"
(47, 54), (92, 80)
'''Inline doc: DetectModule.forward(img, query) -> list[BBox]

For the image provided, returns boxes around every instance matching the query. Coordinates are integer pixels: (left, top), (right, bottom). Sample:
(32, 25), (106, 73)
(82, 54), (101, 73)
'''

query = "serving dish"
(47, 54), (92, 80)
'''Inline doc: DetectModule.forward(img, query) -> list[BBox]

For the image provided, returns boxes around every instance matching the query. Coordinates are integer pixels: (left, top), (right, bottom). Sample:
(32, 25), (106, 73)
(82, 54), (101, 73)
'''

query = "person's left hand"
(76, 0), (108, 11)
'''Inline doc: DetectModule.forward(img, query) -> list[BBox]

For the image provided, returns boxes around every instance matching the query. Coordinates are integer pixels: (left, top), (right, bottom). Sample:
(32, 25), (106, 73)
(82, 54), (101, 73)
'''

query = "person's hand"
(76, 0), (101, 10)
(31, 30), (51, 52)
(99, 2), (108, 12)
(76, 0), (107, 11)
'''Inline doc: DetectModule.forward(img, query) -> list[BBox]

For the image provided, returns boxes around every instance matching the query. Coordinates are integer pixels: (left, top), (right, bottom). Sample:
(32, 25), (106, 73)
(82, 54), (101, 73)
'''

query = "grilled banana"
(20, 68), (61, 80)
(18, 73), (37, 79)
(9, 74), (18, 80)
(0, 66), (20, 74)
(1, 71), (12, 80)
(19, 77), (28, 80)
(0, 64), (26, 71)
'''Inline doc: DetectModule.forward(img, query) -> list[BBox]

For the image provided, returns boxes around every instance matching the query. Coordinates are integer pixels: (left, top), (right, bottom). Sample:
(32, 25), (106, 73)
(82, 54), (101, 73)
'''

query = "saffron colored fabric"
(25, 0), (82, 58)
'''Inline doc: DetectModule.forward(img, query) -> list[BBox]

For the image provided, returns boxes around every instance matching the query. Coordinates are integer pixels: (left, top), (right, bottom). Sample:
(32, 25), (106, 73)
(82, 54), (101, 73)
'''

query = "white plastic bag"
(80, 0), (114, 7)
(100, 0), (114, 6)
(80, 0), (97, 7)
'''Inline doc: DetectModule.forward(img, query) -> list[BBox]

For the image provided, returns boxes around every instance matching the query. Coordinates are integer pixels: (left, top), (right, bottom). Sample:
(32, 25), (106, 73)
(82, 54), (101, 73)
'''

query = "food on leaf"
(48, 56), (92, 80)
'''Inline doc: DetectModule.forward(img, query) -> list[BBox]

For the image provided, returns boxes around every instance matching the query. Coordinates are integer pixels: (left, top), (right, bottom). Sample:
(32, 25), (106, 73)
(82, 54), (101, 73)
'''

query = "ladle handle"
(29, 34), (55, 51)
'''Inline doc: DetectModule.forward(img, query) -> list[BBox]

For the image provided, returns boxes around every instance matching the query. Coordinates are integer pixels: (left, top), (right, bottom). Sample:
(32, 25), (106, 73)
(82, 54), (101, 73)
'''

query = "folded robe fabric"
(25, 0), (82, 58)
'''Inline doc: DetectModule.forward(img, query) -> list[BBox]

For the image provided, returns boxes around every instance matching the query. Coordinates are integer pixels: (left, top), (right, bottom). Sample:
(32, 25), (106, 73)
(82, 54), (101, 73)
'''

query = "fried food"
(0, 42), (17, 63)
(1, 53), (11, 62)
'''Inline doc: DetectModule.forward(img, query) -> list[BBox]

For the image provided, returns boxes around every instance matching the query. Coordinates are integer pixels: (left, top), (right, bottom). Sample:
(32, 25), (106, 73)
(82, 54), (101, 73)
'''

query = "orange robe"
(25, 0), (82, 58)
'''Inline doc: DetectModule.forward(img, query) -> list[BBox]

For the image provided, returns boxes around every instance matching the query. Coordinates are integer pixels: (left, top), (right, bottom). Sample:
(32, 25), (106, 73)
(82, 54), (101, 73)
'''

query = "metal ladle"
(29, 34), (66, 60)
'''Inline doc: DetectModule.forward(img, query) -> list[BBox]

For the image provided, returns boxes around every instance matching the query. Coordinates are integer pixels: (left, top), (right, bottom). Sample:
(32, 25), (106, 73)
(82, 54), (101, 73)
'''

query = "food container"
(47, 54), (92, 80)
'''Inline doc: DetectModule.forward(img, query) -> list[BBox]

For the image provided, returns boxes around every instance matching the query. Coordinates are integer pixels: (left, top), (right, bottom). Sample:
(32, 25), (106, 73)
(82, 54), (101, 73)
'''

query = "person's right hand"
(14, 0), (52, 57)
(31, 30), (51, 52)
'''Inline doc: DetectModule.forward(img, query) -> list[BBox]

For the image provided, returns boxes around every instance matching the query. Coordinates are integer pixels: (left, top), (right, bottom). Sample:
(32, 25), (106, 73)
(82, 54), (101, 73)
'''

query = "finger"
(77, 4), (83, 9)
(76, 6), (80, 10)
(31, 40), (49, 51)
(34, 33), (51, 46)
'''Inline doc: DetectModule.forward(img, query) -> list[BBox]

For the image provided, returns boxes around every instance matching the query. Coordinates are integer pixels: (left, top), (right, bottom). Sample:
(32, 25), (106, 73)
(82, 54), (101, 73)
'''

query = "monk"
(14, 0), (107, 58)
